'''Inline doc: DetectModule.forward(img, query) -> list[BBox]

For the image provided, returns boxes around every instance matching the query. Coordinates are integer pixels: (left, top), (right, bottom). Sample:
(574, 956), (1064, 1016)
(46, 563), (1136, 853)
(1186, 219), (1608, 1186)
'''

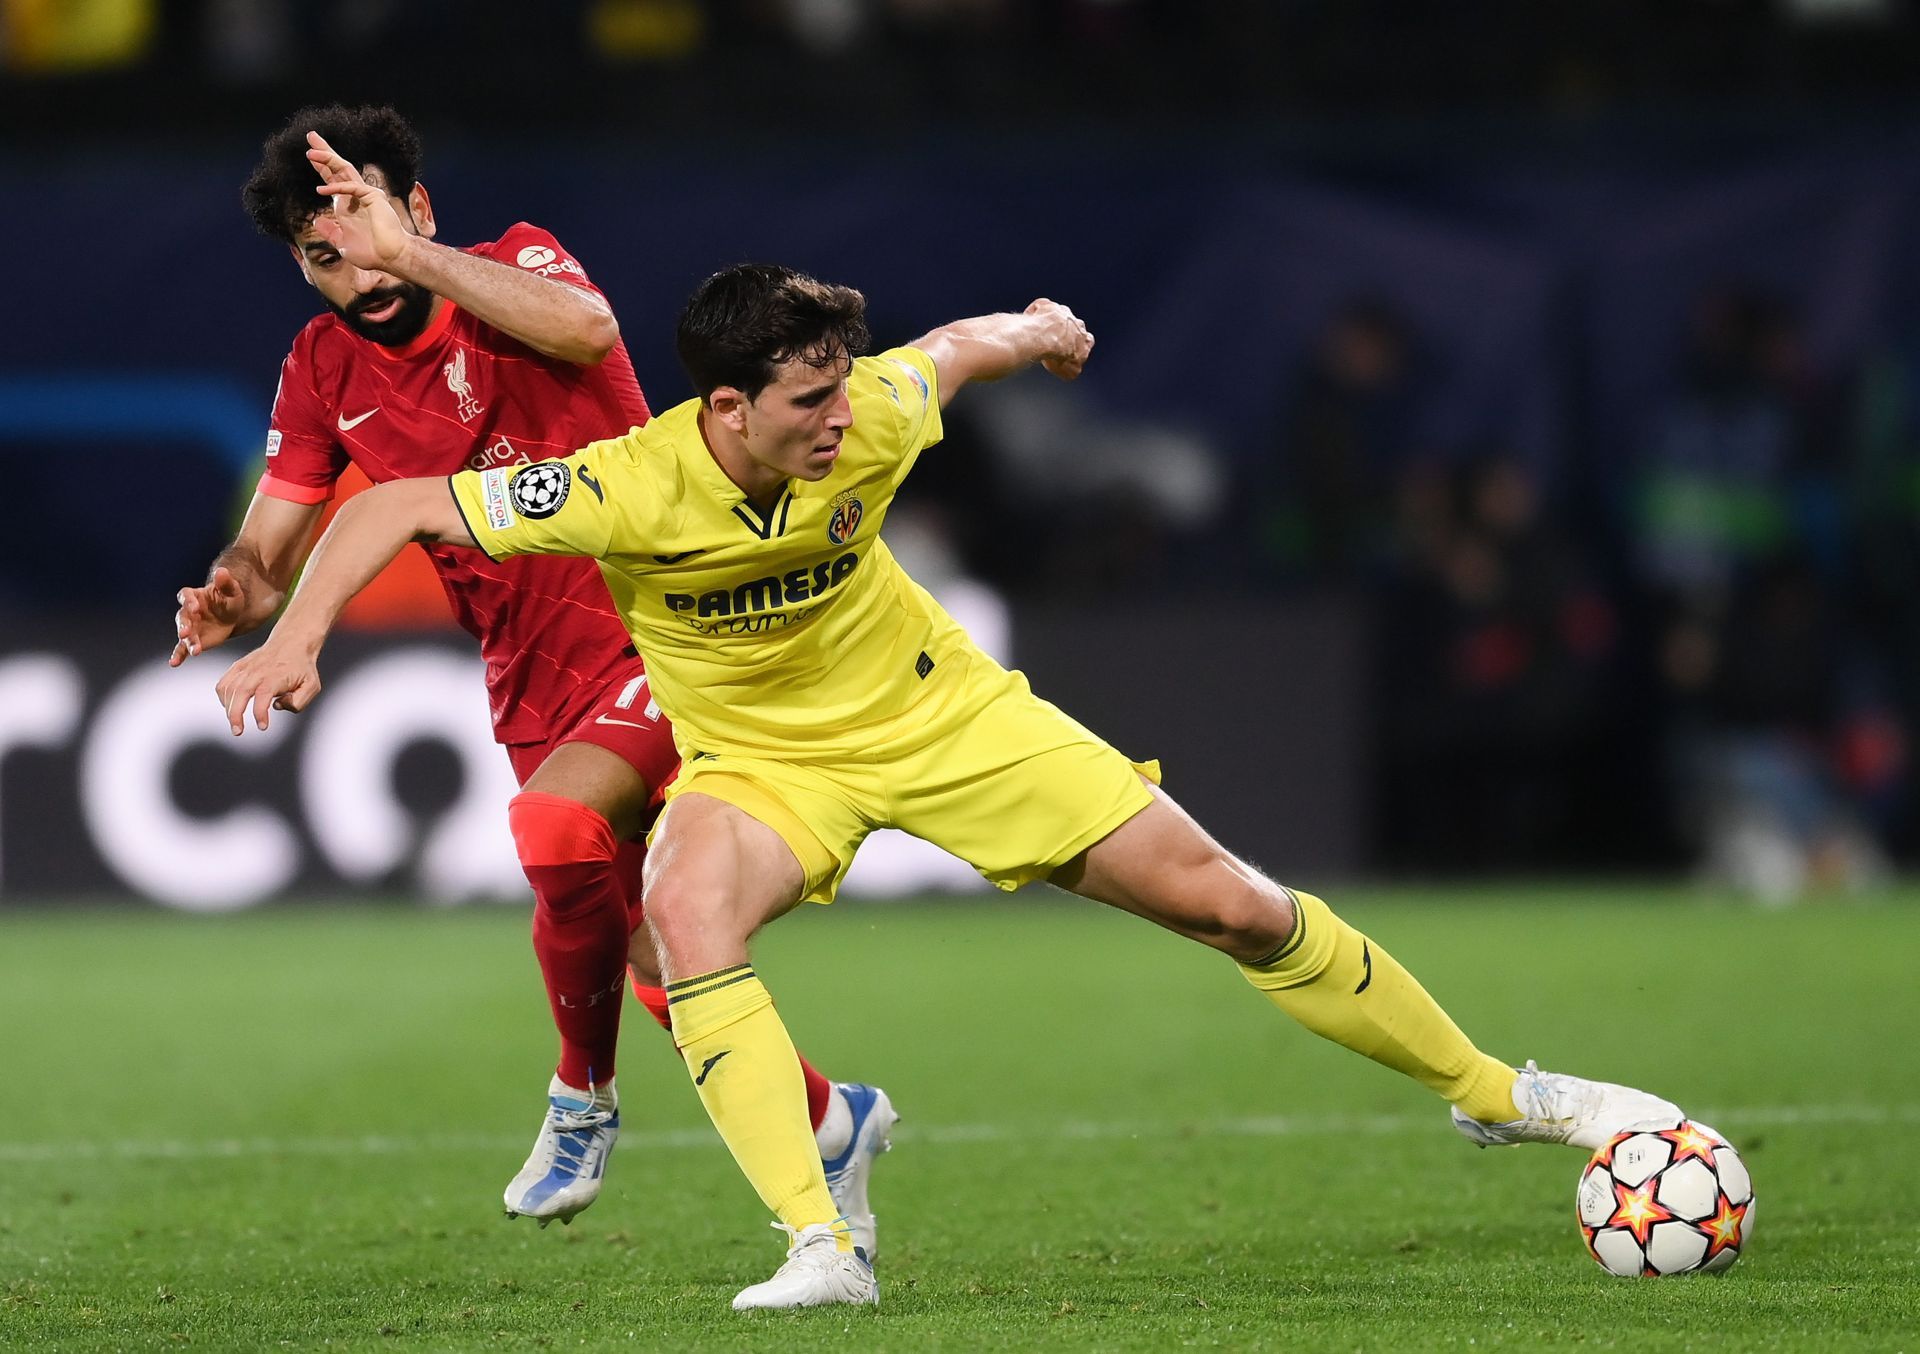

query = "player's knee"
(635, 871), (705, 952)
(642, 865), (762, 965)
(1210, 877), (1297, 964)
(509, 792), (617, 890)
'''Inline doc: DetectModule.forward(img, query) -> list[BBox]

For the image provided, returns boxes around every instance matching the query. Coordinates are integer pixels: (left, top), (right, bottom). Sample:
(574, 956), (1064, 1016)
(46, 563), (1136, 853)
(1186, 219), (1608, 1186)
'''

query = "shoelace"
(1515, 1059), (1599, 1125)
(541, 1090), (615, 1174)
(769, 1220), (851, 1262)
(548, 1103), (614, 1133)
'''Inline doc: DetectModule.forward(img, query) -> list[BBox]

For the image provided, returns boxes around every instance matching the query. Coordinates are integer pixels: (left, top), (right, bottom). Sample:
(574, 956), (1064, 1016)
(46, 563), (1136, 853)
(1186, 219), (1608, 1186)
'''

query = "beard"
(328, 282), (436, 346)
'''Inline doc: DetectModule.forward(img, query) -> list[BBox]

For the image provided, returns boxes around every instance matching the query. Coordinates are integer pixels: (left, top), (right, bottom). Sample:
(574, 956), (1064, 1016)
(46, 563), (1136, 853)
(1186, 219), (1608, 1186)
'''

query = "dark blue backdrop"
(6, 127), (1920, 609)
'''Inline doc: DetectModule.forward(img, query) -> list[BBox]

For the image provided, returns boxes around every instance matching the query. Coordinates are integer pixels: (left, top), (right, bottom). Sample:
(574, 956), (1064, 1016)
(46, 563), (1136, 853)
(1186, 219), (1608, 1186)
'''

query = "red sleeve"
(258, 338), (348, 505)
(484, 222), (606, 299)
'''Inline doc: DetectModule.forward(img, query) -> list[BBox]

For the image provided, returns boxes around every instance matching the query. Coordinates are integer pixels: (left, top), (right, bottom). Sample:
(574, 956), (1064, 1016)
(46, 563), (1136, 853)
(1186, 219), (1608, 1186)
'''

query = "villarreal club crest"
(828, 490), (864, 545)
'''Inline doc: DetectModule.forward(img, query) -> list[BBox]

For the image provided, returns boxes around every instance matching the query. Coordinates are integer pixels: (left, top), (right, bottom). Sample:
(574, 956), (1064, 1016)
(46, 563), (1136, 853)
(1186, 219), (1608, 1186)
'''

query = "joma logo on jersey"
(827, 492), (864, 545)
(664, 552), (860, 618)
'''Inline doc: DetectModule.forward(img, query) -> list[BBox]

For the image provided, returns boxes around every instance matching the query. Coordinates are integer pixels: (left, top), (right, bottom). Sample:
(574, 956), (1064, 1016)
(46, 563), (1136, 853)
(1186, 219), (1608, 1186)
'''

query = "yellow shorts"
(658, 650), (1159, 903)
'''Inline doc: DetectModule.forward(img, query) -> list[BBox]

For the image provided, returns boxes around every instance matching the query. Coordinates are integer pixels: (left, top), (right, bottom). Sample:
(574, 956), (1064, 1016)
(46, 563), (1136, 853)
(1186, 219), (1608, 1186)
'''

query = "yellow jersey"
(448, 345), (970, 759)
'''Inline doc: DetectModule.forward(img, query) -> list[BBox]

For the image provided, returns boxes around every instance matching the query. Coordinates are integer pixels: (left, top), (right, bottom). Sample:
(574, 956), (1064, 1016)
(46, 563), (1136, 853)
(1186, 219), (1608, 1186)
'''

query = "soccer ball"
(1576, 1120), (1755, 1276)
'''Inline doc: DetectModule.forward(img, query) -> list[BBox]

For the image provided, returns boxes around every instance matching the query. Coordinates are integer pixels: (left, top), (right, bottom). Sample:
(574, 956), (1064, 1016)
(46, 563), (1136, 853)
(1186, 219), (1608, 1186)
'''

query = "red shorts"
(504, 658), (681, 830)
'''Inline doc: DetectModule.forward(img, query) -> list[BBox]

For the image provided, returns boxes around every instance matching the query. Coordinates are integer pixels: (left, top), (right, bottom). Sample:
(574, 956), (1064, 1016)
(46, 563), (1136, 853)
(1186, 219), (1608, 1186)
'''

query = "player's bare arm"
(305, 131), (618, 365)
(170, 492), (325, 666)
(214, 477), (476, 735)
(910, 299), (1094, 406)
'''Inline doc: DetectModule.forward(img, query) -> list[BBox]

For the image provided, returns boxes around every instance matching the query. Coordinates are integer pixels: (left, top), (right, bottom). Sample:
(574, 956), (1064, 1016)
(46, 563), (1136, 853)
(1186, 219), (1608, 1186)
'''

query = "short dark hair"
(676, 264), (871, 402)
(242, 104), (424, 242)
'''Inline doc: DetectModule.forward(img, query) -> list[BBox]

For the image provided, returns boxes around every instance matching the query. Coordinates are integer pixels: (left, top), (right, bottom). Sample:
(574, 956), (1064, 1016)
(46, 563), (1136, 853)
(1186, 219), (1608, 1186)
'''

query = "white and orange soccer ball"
(1576, 1120), (1755, 1276)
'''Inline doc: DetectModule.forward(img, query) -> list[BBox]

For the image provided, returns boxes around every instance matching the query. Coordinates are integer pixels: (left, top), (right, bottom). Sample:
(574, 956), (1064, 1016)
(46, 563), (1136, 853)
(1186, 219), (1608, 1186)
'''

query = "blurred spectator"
(1659, 553), (1898, 903)
(1631, 288), (1840, 606)
(194, 1), (589, 81)
(1376, 453), (1621, 871)
(2, 0), (152, 70)
(586, 0), (705, 61)
(1255, 300), (1423, 583)
(961, 372), (1227, 595)
(1837, 329), (1920, 853)
(1636, 288), (1902, 898)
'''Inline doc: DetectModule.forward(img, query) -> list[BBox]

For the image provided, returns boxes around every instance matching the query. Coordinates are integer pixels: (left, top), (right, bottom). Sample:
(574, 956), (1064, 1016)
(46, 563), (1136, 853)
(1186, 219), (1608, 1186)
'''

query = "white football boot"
(503, 1075), (619, 1226)
(732, 1222), (878, 1311)
(1451, 1060), (1684, 1151)
(818, 1083), (897, 1262)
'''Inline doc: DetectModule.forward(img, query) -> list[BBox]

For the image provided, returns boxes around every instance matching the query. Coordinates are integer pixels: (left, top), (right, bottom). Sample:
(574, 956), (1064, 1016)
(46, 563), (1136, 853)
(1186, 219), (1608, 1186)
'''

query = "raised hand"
(215, 640), (322, 736)
(1025, 298), (1095, 380)
(306, 130), (411, 272)
(170, 567), (248, 666)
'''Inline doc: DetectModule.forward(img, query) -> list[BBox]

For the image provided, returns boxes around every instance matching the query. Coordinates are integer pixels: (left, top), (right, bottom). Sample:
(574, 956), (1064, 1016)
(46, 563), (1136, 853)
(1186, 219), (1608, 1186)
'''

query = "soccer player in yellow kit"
(217, 264), (1686, 1312)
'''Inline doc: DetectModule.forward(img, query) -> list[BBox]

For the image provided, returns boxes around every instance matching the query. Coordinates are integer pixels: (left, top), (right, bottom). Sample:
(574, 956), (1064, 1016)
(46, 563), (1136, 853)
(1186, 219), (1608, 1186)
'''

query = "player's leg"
(1053, 785), (1522, 1118)
(518, 700), (891, 1257)
(517, 741), (653, 1089)
(623, 836), (889, 1264)
(620, 842), (839, 1143)
(638, 790), (877, 1308)
(1056, 785), (1683, 1145)
(500, 738), (650, 1224)
(583, 735), (885, 1257)
(880, 669), (1528, 1124)
(542, 681), (841, 1126)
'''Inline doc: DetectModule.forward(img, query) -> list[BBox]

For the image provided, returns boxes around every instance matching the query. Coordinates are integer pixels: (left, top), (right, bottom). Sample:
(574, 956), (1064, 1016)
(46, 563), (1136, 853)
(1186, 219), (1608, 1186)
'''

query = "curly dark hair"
(676, 264), (871, 401)
(242, 104), (424, 242)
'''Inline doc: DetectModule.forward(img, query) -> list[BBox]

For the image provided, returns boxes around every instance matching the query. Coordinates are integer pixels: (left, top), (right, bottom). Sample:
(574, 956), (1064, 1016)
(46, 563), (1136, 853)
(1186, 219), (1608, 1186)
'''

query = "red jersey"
(260, 223), (650, 744)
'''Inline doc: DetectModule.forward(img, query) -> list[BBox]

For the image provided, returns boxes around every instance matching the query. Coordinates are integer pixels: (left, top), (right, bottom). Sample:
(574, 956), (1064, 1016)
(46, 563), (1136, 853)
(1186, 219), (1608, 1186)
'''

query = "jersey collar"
(371, 297), (457, 361)
(675, 406), (803, 540)
(688, 403), (782, 508)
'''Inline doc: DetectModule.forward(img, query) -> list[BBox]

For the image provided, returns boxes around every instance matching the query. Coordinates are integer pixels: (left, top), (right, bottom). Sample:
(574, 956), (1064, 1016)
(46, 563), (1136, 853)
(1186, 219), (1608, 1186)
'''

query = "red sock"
(510, 792), (630, 1090)
(628, 974), (834, 1131)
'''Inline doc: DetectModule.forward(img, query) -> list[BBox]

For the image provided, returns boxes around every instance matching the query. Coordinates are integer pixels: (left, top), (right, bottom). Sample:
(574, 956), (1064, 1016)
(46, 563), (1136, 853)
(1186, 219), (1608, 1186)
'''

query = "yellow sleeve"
(859, 346), (943, 487)
(449, 447), (618, 562)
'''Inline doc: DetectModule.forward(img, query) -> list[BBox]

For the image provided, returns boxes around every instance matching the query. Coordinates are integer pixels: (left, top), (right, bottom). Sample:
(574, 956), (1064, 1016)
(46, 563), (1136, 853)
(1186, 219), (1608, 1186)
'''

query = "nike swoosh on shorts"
(594, 713), (656, 730)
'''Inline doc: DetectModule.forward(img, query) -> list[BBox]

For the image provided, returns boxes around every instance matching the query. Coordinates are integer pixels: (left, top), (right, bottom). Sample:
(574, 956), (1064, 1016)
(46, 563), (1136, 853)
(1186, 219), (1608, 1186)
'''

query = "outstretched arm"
(305, 131), (619, 365)
(214, 477), (476, 735)
(171, 492), (325, 665)
(910, 299), (1094, 408)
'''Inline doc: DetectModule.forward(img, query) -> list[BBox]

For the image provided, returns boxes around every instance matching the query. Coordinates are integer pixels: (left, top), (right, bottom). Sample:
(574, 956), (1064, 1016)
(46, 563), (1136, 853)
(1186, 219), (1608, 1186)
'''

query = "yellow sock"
(1240, 890), (1520, 1122)
(667, 964), (848, 1248)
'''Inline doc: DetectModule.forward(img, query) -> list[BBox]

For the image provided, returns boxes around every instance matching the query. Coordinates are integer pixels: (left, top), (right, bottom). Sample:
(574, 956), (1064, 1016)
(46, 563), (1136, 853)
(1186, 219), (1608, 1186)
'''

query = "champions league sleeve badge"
(510, 462), (572, 519)
(886, 357), (931, 405)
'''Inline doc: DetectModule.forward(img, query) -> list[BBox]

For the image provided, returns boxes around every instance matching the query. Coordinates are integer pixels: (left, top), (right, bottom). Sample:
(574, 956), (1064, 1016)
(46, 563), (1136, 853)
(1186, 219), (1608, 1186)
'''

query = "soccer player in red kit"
(170, 107), (894, 1248)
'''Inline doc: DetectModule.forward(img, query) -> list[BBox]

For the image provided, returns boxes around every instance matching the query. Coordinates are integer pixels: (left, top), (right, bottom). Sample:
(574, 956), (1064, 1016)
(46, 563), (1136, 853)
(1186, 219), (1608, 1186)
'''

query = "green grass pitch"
(2, 886), (1917, 1350)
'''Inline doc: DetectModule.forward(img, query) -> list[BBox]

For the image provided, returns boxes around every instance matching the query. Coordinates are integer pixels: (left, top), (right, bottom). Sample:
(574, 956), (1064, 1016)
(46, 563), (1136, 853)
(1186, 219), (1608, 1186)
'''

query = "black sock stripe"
(666, 970), (759, 1005)
(665, 963), (751, 993)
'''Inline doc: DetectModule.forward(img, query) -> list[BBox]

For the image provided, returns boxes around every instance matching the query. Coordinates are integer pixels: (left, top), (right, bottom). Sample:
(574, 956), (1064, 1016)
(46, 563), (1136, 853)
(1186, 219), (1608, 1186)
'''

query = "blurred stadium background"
(7, 0), (1920, 904)
(5, 4), (1920, 1347)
